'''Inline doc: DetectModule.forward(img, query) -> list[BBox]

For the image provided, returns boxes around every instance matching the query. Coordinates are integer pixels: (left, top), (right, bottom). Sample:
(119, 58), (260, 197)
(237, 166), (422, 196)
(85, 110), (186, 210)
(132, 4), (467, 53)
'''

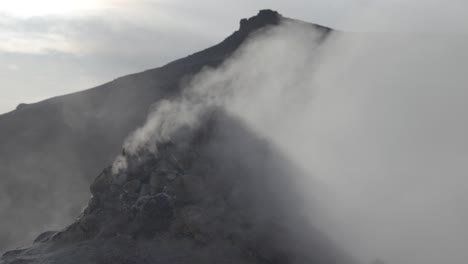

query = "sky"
(1, 0), (467, 114)
(1, 1), (468, 263)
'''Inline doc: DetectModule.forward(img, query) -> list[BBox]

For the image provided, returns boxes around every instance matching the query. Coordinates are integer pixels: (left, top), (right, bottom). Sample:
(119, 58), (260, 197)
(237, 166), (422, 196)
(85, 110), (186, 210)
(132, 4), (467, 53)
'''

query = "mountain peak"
(239, 9), (281, 33)
(0, 11), (337, 262)
(157, 10), (285, 76)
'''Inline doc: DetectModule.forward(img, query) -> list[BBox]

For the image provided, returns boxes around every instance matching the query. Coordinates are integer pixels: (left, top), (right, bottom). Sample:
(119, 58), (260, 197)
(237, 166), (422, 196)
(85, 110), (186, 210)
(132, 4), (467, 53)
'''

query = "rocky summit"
(1, 110), (353, 264)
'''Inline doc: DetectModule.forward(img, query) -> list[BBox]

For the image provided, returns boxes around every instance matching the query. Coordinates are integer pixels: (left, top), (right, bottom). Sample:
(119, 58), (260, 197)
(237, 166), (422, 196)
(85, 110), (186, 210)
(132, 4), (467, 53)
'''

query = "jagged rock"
(130, 194), (174, 238)
(33, 231), (57, 244)
(157, 159), (172, 173)
(239, 9), (281, 32)
(123, 180), (140, 194)
(166, 172), (177, 181)
(90, 168), (114, 197)
(77, 213), (100, 235)
(139, 184), (151, 196)
(149, 172), (160, 189)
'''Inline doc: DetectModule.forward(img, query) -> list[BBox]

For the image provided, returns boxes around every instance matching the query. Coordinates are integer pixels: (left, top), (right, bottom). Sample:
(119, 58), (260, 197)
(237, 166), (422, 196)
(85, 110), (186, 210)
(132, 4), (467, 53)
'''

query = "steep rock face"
(1, 111), (352, 264)
(0, 10), (331, 251)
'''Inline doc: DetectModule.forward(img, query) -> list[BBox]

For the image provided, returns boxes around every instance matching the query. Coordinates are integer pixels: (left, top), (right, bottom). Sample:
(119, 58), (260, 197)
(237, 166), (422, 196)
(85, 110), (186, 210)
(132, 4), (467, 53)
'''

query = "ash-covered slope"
(0, 10), (331, 251)
(1, 110), (353, 264)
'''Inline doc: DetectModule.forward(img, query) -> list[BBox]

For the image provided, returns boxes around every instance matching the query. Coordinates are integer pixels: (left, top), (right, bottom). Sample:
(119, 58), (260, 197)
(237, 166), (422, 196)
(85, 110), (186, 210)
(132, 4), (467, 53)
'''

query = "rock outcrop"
(1, 111), (353, 264)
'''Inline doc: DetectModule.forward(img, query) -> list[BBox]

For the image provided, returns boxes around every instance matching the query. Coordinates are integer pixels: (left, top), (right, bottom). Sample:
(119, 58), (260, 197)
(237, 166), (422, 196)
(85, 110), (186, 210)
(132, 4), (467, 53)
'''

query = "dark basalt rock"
(239, 10), (281, 34)
(129, 193), (174, 238)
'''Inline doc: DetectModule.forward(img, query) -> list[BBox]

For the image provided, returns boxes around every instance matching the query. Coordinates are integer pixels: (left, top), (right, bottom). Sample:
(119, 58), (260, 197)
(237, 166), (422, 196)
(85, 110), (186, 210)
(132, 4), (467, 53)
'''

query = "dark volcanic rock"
(1, 111), (353, 264)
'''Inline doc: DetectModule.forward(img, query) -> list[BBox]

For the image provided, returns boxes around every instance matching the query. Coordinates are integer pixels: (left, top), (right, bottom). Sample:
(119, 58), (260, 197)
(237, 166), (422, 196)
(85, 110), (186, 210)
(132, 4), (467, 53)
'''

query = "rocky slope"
(0, 10), (332, 250)
(1, 110), (353, 264)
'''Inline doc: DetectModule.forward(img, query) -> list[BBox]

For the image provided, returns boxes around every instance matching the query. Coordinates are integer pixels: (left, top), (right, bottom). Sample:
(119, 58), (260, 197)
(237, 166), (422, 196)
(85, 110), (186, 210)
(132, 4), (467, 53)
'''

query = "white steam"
(119, 9), (468, 264)
(121, 20), (325, 156)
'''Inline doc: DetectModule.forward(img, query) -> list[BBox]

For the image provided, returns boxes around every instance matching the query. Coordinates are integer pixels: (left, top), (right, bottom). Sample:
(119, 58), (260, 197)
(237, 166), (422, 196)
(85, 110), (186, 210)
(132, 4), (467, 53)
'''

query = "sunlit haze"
(0, 0), (113, 17)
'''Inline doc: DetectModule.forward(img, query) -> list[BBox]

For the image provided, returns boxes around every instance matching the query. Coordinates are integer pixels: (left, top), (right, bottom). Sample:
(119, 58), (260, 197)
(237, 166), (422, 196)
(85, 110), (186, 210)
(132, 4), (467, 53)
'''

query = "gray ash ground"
(1, 111), (354, 264)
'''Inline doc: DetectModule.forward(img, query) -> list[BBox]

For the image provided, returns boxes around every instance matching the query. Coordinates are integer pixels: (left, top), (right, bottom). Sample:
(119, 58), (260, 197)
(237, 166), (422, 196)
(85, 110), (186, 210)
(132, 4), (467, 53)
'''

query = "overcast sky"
(0, 0), (467, 114)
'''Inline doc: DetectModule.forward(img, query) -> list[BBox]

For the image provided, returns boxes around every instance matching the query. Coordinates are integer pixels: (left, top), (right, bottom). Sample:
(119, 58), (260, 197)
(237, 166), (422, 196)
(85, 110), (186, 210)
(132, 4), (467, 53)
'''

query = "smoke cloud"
(121, 10), (468, 264)
(122, 20), (325, 154)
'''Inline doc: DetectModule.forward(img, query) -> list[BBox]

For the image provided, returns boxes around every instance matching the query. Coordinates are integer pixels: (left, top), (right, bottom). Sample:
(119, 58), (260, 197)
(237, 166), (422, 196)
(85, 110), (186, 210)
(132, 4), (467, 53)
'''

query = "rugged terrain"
(1, 110), (353, 264)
